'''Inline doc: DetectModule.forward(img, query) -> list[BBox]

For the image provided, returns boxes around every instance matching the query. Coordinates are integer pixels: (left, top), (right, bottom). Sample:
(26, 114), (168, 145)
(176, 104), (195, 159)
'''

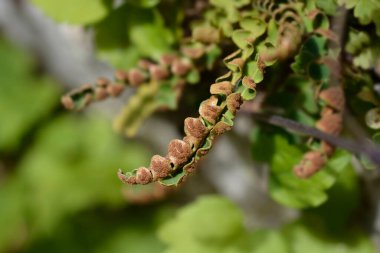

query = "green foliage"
(0, 182), (25, 251)
(291, 35), (329, 81)
(126, 0), (161, 8)
(158, 195), (376, 253)
(128, 10), (173, 58)
(309, 159), (360, 232)
(232, 18), (266, 49)
(353, 46), (380, 70)
(316, 0), (338, 15)
(31, 0), (110, 24)
(4, 0), (380, 251)
(0, 41), (60, 151)
(94, 225), (164, 253)
(251, 134), (353, 209)
(345, 29), (380, 70)
(338, 0), (380, 35)
(113, 81), (161, 137)
(345, 30), (370, 55)
(97, 47), (141, 70)
(19, 115), (149, 234)
(158, 196), (250, 253)
(23, 206), (165, 253)
(0, 38), (157, 252)
(95, 3), (174, 65)
(280, 220), (375, 253)
(0, 114), (151, 249)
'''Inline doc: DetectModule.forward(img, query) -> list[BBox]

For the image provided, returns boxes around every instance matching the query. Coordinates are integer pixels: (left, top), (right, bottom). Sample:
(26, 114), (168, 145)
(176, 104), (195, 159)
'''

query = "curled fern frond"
(60, 0), (316, 186)
(117, 76), (248, 186)
(61, 53), (194, 111)
(294, 85), (345, 178)
(61, 75), (127, 111)
(118, 0), (307, 186)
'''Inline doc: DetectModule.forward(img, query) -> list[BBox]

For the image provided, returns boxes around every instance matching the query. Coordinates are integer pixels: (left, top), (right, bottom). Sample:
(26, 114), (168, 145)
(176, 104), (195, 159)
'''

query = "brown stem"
(248, 112), (380, 167)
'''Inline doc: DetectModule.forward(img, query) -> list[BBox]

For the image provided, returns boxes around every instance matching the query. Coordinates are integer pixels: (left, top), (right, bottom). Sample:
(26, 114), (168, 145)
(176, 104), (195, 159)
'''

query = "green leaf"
(31, 0), (109, 24)
(95, 4), (173, 59)
(297, 77), (319, 114)
(246, 60), (264, 83)
(353, 0), (380, 25)
(309, 160), (360, 232)
(282, 220), (376, 253)
(0, 181), (25, 251)
(291, 51), (315, 75)
(311, 11), (330, 30)
(373, 132), (380, 145)
(291, 36), (327, 75)
(21, 199), (164, 252)
(345, 33), (380, 77)
(268, 135), (352, 209)
(125, 0), (161, 8)
(316, 0), (338, 15)
(240, 86), (256, 100)
(129, 19), (173, 58)
(345, 30), (370, 55)
(157, 196), (376, 253)
(97, 47), (141, 70)
(159, 170), (186, 186)
(239, 18), (266, 39)
(267, 19), (279, 45)
(186, 69), (201, 84)
(16, 115), (150, 235)
(337, 0), (358, 9)
(156, 83), (178, 109)
(96, 229), (164, 253)
(113, 82), (159, 137)
(250, 230), (288, 253)
(232, 29), (252, 49)
(257, 41), (277, 66)
(94, 5), (131, 49)
(220, 18), (234, 37)
(0, 40), (60, 151)
(158, 195), (246, 252)
(338, 0), (380, 35)
(250, 128), (276, 163)
(159, 195), (244, 243)
(234, 0), (251, 7)
(209, 0), (240, 22)
(205, 45), (222, 70)
(353, 46), (380, 70)
(308, 62), (330, 81)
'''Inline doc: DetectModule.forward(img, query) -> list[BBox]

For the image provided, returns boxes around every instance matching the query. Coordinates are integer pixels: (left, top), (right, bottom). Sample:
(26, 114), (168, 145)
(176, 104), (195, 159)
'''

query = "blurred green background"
(0, 37), (377, 253)
(0, 0), (379, 251)
(0, 38), (164, 252)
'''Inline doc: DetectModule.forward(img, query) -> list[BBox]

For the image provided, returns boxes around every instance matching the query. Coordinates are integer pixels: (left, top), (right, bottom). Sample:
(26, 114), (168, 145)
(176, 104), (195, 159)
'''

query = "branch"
(249, 113), (380, 166)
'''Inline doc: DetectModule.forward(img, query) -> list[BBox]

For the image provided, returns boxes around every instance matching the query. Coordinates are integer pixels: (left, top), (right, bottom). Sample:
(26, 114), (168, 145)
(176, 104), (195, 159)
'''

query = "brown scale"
(120, 77), (245, 185)
(210, 81), (233, 96)
(199, 96), (223, 124)
(212, 121), (232, 135)
(167, 140), (193, 167)
(62, 0), (307, 186)
(226, 93), (243, 115)
(150, 155), (172, 180)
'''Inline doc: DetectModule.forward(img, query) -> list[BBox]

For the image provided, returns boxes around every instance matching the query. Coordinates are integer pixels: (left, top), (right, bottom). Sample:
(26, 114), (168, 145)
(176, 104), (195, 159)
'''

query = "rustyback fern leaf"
(57, 0), (380, 205)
